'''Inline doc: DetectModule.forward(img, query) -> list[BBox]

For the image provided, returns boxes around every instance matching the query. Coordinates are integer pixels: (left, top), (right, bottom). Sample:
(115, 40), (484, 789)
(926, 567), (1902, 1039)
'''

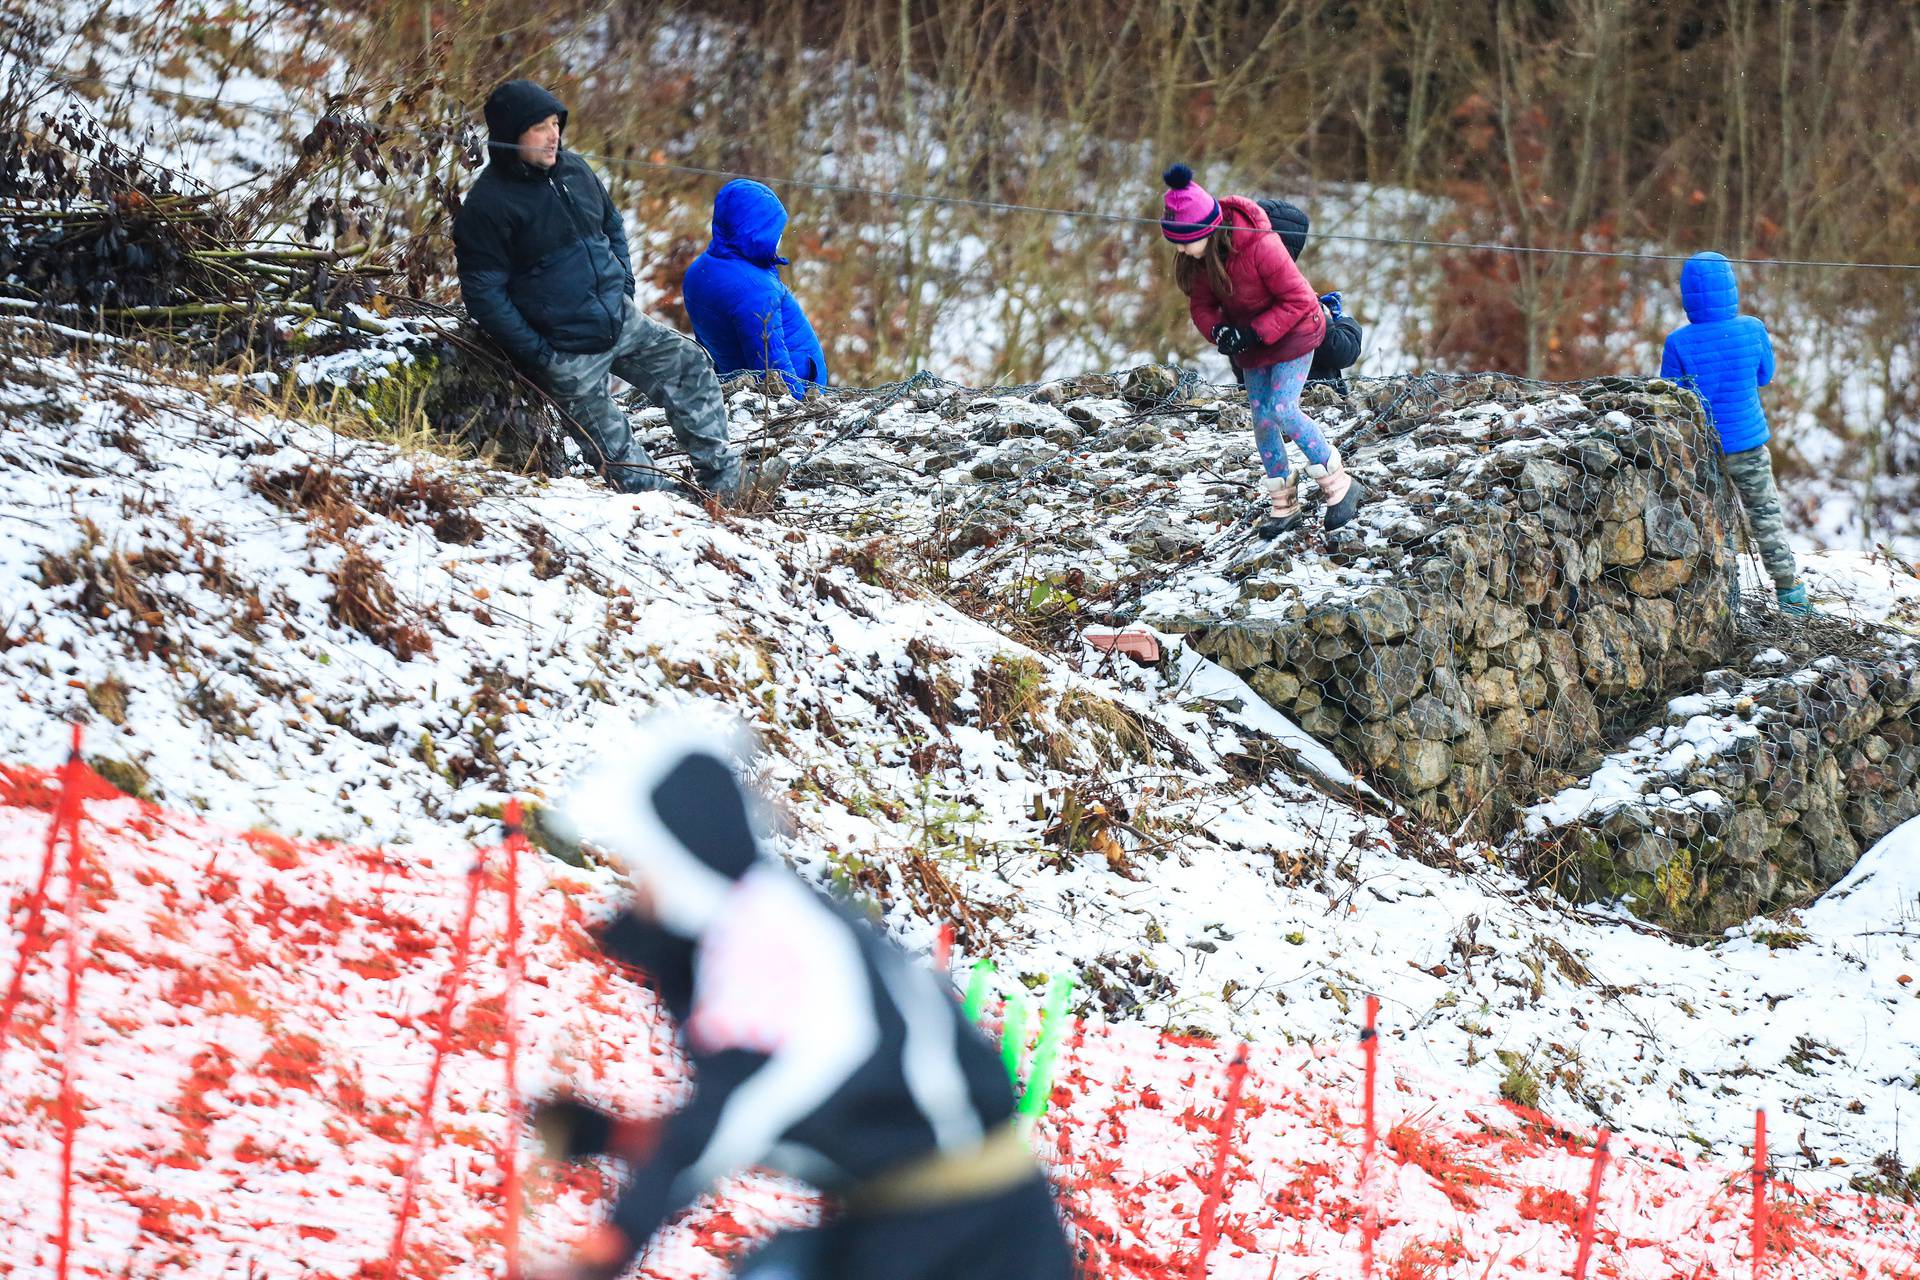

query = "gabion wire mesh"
(627, 365), (1914, 936)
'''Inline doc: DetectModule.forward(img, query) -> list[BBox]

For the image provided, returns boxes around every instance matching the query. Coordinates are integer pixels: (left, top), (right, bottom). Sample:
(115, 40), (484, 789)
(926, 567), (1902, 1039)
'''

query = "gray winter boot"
(1256, 472), (1303, 539)
(1311, 449), (1365, 531)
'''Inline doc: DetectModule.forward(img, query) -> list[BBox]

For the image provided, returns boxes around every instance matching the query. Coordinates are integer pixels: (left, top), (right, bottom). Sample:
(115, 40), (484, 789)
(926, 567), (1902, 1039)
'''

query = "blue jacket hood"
(709, 179), (789, 266)
(1681, 252), (1739, 323)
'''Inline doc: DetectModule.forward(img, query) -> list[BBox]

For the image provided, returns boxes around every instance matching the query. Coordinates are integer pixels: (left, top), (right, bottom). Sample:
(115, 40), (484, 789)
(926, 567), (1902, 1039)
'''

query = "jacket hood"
(553, 720), (766, 940)
(708, 179), (790, 266)
(1681, 251), (1739, 323)
(484, 79), (569, 153)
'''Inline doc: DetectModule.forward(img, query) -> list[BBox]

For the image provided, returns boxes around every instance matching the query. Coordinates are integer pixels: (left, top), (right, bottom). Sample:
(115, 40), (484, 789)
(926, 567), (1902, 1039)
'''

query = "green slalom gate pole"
(999, 988), (1028, 1086)
(1017, 973), (1075, 1120)
(961, 958), (995, 1024)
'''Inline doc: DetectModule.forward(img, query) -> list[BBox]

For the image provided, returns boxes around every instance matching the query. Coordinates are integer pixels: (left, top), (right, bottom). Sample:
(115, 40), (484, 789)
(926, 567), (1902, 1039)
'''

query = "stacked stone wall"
(1516, 649), (1920, 933)
(1166, 378), (1740, 835)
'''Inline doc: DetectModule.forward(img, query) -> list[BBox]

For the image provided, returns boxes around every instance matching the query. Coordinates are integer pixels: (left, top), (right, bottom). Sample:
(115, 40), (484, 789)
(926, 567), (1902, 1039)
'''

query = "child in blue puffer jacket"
(1659, 252), (1807, 615)
(683, 179), (829, 392)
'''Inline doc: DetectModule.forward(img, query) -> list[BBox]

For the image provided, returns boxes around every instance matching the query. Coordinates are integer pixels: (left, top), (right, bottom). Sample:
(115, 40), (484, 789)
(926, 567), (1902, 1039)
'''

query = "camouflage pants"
(1723, 445), (1799, 590)
(539, 297), (738, 495)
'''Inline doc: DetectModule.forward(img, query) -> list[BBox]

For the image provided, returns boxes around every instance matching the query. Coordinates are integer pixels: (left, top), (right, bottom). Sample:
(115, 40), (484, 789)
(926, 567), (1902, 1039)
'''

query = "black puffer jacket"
(559, 737), (1030, 1275)
(452, 80), (635, 366)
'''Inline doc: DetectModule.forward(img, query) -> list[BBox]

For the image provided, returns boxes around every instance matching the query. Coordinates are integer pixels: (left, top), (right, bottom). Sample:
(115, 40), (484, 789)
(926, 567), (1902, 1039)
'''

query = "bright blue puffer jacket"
(1658, 252), (1775, 454)
(683, 180), (829, 389)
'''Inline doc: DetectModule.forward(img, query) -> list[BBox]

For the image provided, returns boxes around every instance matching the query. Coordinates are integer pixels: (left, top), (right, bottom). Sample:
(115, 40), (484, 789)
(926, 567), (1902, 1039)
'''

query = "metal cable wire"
(25, 68), (1920, 274)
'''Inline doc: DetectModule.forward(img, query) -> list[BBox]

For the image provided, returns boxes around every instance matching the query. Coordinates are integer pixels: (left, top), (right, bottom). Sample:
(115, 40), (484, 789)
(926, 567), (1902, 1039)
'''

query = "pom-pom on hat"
(1161, 163), (1223, 243)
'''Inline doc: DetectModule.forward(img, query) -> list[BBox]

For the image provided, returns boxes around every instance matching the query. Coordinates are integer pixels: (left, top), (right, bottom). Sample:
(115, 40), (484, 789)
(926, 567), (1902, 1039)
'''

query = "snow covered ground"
(5, 760), (1919, 1279)
(3, 349), (1920, 1207)
(6, 2), (1920, 1266)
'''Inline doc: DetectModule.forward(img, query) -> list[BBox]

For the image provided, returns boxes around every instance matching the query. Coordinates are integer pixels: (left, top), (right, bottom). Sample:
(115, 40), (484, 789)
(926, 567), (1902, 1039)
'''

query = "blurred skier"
(526, 722), (1076, 1280)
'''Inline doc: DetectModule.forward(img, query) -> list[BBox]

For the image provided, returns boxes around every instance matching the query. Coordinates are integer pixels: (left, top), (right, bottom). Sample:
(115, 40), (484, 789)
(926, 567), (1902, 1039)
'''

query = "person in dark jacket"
(683, 179), (829, 391)
(526, 723), (1076, 1280)
(452, 80), (740, 498)
(1659, 251), (1807, 614)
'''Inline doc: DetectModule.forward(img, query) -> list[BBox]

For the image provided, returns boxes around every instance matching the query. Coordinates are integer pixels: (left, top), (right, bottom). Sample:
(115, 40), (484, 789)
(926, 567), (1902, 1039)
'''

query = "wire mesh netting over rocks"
(1166, 376), (1743, 836)
(713, 366), (1913, 934)
(1511, 638), (1920, 935)
(753, 367), (1746, 829)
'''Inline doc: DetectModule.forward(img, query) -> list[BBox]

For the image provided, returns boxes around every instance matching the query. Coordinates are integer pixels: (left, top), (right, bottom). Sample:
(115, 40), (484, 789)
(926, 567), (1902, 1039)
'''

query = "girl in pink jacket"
(1163, 164), (1365, 536)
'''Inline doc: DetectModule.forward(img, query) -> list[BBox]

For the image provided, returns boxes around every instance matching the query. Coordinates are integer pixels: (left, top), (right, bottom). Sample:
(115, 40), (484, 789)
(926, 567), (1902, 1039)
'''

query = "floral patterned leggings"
(1244, 353), (1331, 479)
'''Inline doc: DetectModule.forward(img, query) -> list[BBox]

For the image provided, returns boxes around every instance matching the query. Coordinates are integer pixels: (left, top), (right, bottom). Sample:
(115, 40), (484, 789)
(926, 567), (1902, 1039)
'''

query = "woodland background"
(18, 0), (1920, 534)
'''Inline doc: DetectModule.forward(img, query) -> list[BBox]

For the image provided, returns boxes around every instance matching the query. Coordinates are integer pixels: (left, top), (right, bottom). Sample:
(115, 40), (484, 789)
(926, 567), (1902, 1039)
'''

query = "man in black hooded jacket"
(453, 80), (740, 498)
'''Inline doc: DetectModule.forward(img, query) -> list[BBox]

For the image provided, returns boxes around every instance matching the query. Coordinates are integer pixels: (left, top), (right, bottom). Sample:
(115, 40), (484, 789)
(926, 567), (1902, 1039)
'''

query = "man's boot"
(1256, 473), (1302, 539)
(1312, 449), (1365, 531)
(697, 451), (746, 506)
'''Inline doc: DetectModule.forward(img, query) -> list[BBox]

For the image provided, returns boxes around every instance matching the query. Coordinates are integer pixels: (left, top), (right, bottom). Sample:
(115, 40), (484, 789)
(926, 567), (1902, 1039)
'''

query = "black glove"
(1211, 323), (1259, 357)
(529, 1093), (617, 1161)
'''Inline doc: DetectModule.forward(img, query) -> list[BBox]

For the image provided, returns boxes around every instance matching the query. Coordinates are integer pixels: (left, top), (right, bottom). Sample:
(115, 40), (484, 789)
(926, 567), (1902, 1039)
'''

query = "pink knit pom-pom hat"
(1161, 163), (1222, 242)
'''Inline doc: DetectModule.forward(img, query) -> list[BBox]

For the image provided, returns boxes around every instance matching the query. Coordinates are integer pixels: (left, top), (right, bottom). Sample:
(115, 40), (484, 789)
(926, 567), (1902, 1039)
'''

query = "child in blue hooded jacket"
(1659, 251), (1807, 614)
(683, 179), (829, 392)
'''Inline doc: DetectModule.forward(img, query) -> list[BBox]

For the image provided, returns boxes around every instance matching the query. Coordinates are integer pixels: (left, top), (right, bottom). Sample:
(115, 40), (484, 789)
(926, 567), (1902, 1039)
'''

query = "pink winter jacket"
(1185, 196), (1325, 369)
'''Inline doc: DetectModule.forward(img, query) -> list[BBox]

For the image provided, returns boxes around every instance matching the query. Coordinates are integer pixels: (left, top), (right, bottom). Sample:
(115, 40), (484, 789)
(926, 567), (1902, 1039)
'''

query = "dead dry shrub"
(359, 468), (488, 545)
(36, 518), (183, 657)
(898, 637), (963, 730)
(324, 537), (436, 660)
(1058, 687), (1151, 763)
(519, 523), (570, 580)
(895, 852), (1002, 951)
(249, 463), (365, 534)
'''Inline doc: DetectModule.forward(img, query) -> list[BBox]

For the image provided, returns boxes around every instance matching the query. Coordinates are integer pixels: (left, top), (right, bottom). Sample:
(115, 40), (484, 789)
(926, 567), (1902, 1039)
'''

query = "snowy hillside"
(5, 3), (1920, 1271)
(12, 0), (1917, 555)
(4, 346), (1920, 1206)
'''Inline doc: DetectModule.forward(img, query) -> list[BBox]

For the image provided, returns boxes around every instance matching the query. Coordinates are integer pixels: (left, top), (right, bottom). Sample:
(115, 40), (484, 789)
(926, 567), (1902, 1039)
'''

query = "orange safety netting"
(3, 755), (1919, 1279)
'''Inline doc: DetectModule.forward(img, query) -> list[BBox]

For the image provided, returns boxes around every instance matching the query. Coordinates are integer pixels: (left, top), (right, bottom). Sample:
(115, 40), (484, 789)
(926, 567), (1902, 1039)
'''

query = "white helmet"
(553, 716), (765, 938)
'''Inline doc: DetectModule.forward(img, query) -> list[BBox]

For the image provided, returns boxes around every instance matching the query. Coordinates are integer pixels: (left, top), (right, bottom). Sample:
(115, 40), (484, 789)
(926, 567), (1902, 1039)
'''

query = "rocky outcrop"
(1157, 377), (1740, 834)
(746, 366), (1907, 933)
(1514, 645), (1920, 934)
